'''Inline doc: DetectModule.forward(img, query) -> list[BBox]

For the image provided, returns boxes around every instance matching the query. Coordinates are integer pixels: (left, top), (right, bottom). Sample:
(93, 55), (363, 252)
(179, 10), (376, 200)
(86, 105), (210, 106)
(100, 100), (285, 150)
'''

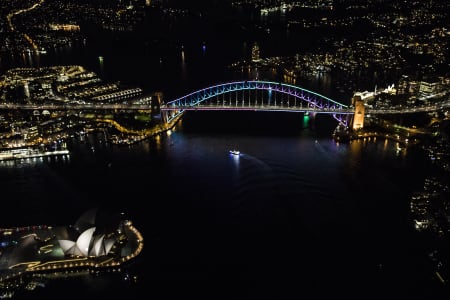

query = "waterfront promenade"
(0, 214), (143, 296)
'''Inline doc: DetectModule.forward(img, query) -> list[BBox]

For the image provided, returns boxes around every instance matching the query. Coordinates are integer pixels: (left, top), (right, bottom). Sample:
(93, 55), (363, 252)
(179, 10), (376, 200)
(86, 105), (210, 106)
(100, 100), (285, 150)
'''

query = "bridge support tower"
(152, 92), (163, 114)
(305, 112), (317, 129)
(161, 110), (169, 123)
(351, 95), (365, 130)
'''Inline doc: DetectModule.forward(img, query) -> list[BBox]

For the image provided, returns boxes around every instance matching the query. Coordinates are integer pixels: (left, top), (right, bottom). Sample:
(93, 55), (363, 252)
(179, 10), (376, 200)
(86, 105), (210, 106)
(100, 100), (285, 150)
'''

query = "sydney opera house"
(57, 209), (126, 258)
(0, 209), (143, 295)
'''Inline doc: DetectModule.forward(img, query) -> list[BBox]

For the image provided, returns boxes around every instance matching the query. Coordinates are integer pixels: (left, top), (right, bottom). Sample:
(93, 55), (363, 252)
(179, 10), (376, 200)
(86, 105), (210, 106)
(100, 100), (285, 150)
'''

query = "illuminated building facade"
(251, 42), (261, 62)
(419, 80), (442, 95)
(0, 209), (143, 285)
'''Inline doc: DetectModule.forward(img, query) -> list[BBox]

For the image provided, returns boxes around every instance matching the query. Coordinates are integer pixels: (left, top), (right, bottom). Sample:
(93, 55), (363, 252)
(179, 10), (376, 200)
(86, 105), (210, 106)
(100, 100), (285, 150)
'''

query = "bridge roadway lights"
(160, 81), (354, 125)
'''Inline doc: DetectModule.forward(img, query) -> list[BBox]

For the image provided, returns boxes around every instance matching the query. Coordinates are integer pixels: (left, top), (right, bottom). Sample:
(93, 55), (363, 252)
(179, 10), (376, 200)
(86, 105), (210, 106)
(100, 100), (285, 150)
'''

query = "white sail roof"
(104, 239), (115, 255)
(76, 227), (96, 256)
(91, 235), (105, 257)
(59, 227), (117, 258)
(58, 240), (76, 253)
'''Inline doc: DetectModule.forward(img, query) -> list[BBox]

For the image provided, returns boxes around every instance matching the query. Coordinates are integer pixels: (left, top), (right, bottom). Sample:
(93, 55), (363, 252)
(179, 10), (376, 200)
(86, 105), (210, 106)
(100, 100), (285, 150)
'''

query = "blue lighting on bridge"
(161, 80), (352, 126)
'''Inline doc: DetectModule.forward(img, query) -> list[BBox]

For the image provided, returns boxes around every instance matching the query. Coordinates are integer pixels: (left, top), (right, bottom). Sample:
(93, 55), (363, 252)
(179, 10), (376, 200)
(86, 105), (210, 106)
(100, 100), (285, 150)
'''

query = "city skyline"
(0, 0), (449, 298)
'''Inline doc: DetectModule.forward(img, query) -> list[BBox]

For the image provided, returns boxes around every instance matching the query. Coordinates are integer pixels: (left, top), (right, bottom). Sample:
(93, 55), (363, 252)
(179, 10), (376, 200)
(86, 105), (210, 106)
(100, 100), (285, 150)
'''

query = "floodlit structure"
(251, 42), (261, 62)
(58, 227), (116, 257)
(0, 208), (144, 295)
(351, 94), (365, 130)
(57, 208), (122, 257)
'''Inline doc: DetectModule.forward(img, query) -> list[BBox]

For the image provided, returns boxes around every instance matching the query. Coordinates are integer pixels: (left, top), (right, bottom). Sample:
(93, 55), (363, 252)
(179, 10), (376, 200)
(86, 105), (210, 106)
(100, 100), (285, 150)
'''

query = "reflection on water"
(0, 110), (438, 298)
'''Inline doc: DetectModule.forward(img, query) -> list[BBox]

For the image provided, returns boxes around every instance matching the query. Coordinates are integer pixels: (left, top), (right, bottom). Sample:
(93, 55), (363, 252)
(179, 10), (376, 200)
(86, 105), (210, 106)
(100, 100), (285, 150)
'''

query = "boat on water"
(229, 150), (240, 156)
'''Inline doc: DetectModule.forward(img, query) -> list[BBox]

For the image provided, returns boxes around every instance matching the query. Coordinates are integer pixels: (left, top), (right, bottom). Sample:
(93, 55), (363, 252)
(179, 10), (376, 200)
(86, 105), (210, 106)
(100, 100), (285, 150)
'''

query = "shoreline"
(0, 221), (143, 289)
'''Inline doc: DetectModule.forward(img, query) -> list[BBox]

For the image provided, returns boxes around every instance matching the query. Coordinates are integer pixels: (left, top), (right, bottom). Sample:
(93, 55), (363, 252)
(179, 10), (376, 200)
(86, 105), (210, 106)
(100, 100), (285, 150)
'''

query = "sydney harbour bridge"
(159, 81), (449, 130)
(1, 80), (448, 130)
(160, 81), (353, 125)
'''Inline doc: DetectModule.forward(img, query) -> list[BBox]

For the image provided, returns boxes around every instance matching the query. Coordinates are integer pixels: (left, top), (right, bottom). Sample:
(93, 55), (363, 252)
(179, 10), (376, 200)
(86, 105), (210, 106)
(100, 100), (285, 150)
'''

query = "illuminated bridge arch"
(160, 80), (353, 125)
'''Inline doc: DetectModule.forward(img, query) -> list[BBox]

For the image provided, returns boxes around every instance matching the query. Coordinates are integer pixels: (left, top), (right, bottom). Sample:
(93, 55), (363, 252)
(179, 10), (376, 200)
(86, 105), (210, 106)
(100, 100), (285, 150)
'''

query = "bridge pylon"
(161, 110), (169, 124)
(350, 95), (365, 130)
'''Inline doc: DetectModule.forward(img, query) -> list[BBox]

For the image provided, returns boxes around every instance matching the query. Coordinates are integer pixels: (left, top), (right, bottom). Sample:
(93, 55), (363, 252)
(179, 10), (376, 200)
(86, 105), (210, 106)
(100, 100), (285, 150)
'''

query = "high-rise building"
(251, 42), (261, 62)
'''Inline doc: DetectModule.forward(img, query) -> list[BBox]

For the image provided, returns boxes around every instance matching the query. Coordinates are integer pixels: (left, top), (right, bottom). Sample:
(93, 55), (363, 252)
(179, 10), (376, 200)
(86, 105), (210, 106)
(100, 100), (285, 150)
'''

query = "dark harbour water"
(0, 111), (446, 299)
(1, 7), (447, 298)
